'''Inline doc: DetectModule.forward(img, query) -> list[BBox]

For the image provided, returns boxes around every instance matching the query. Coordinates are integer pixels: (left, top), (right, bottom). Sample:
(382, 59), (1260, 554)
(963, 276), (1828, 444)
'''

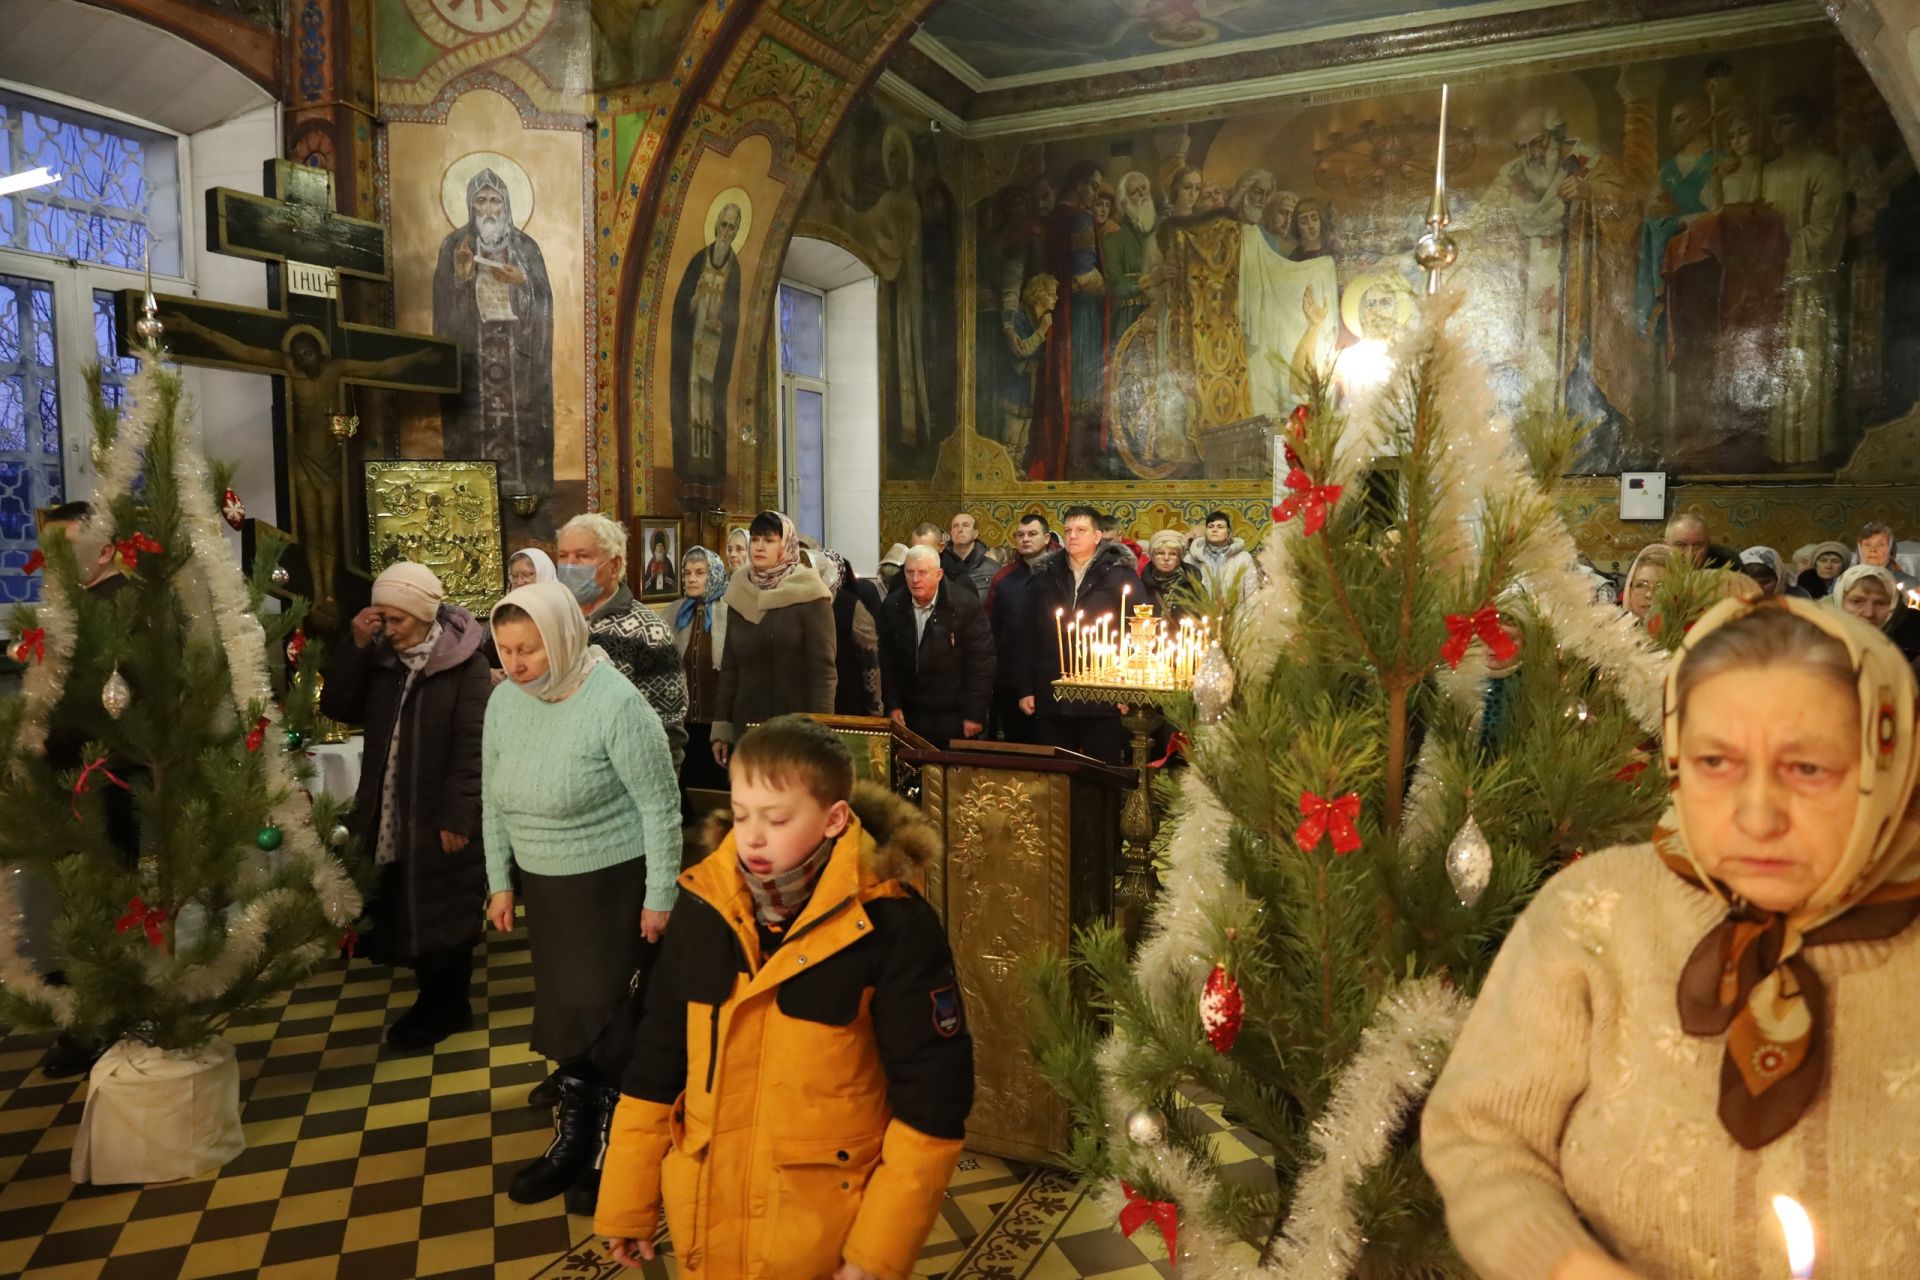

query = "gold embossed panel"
(945, 767), (1068, 1162)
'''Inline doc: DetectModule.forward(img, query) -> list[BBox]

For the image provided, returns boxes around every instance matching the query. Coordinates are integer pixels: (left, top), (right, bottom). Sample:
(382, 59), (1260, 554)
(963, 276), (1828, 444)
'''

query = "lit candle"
(1120, 586), (1131, 660)
(1055, 608), (1066, 673)
(1075, 611), (1086, 677)
(1772, 1195), (1814, 1279)
(1434, 83), (1449, 208)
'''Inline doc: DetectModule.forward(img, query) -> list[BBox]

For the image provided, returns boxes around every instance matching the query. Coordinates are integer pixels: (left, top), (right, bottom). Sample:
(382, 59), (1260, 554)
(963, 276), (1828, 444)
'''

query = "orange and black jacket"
(594, 784), (973, 1280)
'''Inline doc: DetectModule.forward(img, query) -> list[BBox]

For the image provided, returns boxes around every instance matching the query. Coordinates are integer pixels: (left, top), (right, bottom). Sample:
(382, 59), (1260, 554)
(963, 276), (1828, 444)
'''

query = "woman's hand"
(440, 830), (470, 854)
(711, 738), (731, 767)
(351, 607), (385, 649)
(833, 1262), (880, 1280)
(640, 908), (671, 944)
(1551, 1248), (1644, 1280)
(607, 1236), (655, 1269)
(487, 891), (516, 933)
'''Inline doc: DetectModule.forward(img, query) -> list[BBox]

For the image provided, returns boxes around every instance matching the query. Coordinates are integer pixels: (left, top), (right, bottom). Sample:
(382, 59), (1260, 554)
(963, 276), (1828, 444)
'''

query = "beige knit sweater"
(1422, 844), (1920, 1279)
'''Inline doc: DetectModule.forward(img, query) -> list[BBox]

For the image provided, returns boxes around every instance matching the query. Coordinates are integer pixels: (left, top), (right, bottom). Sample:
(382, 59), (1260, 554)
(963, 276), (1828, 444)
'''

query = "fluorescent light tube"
(0, 167), (61, 197)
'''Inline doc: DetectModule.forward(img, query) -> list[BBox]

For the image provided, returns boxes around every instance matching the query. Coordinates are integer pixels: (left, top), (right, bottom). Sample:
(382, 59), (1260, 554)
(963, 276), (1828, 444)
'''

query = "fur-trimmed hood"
(695, 779), (940, 885)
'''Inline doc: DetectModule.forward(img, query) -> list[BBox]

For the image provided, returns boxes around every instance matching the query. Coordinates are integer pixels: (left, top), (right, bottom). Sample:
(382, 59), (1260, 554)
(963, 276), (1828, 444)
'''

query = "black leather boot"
(509, 1073), (600, 1204)
(387, 947), (474, 1053)
(563, 1085), (620, 1217)
(40, 1033), (103, 1080)
(528, 1064), (564, 1109)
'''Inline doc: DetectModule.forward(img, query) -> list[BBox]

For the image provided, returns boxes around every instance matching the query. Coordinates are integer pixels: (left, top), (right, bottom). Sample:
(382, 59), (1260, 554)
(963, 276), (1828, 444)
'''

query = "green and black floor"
(0, 917), (1273, 1278)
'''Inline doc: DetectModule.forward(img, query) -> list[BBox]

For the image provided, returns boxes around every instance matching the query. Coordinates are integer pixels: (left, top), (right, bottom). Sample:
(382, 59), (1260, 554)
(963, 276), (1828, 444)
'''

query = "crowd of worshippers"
(1620, 513), (1920, 664)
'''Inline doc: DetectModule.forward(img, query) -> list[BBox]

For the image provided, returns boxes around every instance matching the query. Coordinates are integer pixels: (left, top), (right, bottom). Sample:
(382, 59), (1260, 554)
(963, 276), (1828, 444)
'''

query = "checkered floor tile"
(0, 922), (1192, 1278)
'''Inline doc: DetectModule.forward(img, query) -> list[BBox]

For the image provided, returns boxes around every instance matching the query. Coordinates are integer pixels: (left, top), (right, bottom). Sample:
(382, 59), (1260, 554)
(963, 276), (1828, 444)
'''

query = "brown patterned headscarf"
(1656, 594), (1920, 1148)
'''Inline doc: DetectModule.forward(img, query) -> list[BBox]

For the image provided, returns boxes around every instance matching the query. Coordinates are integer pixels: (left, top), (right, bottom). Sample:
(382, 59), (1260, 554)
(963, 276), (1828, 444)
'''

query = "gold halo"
(1340, 266), (1418, 339)
(1149, 18), (1219, 49)
(704, 187), (753, 247)
(441, 152), (535, 230)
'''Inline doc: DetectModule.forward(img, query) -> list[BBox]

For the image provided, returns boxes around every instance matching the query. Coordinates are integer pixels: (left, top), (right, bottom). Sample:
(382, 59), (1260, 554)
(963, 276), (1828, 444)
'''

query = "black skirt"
(519, 858), (650, 1070)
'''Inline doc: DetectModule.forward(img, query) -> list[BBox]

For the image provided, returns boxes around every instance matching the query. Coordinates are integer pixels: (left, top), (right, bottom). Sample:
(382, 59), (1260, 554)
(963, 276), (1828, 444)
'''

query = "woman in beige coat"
(709, 511), (836, 765)
(1424, 595), (1920, 1279)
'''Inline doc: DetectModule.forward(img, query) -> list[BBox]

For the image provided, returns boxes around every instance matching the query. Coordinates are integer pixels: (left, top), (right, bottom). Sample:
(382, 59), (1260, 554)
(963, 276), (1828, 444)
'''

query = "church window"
(778, 282), (829, 545)
(0, 87), (183, 603)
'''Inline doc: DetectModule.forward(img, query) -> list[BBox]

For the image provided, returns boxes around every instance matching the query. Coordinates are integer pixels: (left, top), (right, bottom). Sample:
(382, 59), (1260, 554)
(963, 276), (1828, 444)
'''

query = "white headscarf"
(1831, 563), (1901, 631)
(510, 547), (557, 584)
(491, 580), (608, 703)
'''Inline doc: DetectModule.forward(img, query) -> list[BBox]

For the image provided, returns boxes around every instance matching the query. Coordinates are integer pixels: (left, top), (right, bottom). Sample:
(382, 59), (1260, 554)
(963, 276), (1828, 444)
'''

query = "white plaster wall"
(824, 275), (881, 574)
(185, 103), (279, 532)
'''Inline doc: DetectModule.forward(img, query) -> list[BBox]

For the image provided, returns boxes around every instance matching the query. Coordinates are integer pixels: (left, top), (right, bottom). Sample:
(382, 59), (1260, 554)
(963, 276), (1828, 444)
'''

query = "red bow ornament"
(1441, 605), (1519, 670)
(340, 928), (359, 957)
(285, 629), (308, 666)
(22, 549), (44, 575)
(115, 531), (163, 571)
(12, 627), (45, 664)
(1149, 731), (1189, 769)
(116, 895), (166, 947)
(1119, 1182), (1180, 1260)
(1272, 468), (1343, 537)
(1288, 403), (1310, 433)
(245, 716), (270, 753)
(1612, 759), (1648, 783)
(1295, 790), (1363, 855)
(72, 755), (130, 818)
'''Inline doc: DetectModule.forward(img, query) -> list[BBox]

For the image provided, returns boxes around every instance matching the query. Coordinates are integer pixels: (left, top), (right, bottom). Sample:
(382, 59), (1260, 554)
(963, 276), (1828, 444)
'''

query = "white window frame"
(776, 280), (829, 543)
(0, 80), (194, 500)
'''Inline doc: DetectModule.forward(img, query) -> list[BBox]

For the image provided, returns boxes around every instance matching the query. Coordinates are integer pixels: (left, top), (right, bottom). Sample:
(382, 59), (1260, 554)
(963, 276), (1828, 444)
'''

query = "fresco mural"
(388, 91), (589, 539)
(962, 34), (1919, 482)
(799, 95), (959, 480)
(917, 0), (1567, 81)
(590, 0), (707, 87)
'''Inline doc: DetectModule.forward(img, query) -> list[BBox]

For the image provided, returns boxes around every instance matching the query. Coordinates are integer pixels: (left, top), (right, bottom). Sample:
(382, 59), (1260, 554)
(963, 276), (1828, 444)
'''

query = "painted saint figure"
(432, 167), (555, 503)
(854, 128), (933, 451)
(671, 201), (744, 494)
(1758, 96), (1848, 465)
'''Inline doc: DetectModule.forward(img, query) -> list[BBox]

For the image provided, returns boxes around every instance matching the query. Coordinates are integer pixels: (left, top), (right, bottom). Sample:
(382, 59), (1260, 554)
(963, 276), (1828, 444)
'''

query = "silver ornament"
(269, 565), (291, 587)
(1446, 815), (1493, 907)
(101, 668), (131, 719)
(329, 824), (351, 849)
(1563, 699), (1590, 725)
(1125, 1105), (1168, 1145)
(1192, 643), (1235, 724)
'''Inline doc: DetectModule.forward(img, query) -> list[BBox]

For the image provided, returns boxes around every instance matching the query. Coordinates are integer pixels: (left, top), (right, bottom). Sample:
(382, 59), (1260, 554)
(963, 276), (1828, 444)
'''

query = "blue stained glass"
(1, 91), (175, 272)
(778, 284), (825, 378)
(0, 274), (62, 603)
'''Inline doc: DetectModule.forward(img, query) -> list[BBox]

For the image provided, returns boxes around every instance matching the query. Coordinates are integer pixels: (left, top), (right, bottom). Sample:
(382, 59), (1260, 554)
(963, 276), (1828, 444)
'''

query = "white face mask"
(513, 669), (553, 696)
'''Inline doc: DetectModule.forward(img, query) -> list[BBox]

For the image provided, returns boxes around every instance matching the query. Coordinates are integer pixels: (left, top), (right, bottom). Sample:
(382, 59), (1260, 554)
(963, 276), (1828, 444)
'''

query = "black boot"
(387, 947), (474, 1053)
(564, 1085), (620, 1217)
(528, 1064), (564, 1109)
(509, 1073), (601, 1204)
(41, 1033), (103, 1080)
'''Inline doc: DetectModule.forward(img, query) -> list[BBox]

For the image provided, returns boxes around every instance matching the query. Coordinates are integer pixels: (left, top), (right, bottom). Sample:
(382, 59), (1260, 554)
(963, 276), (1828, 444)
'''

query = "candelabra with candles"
(1051, 593), (1210, 909)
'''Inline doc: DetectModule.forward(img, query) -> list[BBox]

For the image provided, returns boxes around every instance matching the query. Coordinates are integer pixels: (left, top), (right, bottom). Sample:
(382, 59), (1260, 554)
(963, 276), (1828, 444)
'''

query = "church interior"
(1, 0), (1919, 1276)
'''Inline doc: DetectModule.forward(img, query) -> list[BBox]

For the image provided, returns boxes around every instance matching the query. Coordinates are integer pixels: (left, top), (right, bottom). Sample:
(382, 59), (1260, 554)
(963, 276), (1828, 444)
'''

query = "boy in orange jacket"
(596, 714), (973, 1278)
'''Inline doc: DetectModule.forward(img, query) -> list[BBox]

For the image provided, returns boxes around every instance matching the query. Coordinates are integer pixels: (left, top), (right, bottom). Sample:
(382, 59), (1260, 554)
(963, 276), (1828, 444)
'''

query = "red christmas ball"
(1200, 963), (1244, 1053)
(221, 488), (246, 531)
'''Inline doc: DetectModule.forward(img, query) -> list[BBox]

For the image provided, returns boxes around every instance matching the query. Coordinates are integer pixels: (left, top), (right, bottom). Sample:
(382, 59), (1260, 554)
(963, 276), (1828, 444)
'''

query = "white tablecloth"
(308, 738), (364, 804)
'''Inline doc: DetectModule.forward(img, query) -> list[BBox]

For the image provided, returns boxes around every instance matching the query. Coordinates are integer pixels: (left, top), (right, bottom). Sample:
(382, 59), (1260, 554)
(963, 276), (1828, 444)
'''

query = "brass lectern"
(904, 741), (1132, 1164)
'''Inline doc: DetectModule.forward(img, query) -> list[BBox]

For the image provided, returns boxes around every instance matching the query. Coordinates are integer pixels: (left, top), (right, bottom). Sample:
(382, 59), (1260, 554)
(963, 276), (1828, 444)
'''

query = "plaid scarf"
(739, 836), (836, 927)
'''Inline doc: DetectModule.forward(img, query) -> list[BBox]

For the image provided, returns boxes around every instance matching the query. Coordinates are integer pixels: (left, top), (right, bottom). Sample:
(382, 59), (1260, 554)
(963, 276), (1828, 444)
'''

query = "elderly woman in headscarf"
(1831, 562), (1920, 662)
(673, 545), (729, 796)
(323, 563), (491, 1052)
(508, 547), (557, 590)
(723, 527), (750, 576)
(1620, 543), (1674, 626)
(1424, 596), (1920, 1279)
(1736, 545), (1805, 599)
(809, 545), (883, 717)
(710, 511), (836, 766)
(1141, 529), (1200, 622)
(483, 580), (680, 1214)
(1797, 540), (1852, 599)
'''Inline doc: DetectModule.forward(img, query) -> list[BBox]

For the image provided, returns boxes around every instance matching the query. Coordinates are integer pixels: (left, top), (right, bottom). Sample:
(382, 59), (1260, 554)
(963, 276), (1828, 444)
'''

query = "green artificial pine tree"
(0, 332), (364, 1056)
(1031, 292), (1729, 1278)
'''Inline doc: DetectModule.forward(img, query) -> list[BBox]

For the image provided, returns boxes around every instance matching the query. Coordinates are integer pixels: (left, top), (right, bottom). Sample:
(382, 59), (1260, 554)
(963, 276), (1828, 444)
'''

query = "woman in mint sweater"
(484, 580), (680, 1215)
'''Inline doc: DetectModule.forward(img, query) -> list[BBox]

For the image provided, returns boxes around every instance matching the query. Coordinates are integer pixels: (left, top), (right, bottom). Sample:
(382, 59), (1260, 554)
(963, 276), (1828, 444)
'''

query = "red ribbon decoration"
(1272, 468), (1343, 537)
(115, 531), (163, 571)
(1295, 791), (1363, 855)
(72, 756), (130, 819)
(1118, 1182), (1179, 1259)
(13, 627), (45, 664)
(22, 549), (44, 575)
(340, 928), (359, 957)
(244, 716), (269, 753)
(1288, 403), (1310, 433)
(286, 629), (307, 665)
(1440, 605), (1519, 670)
(1149, 731), (1189, 769)
(1612, 759), (1648, 783)
(115, 895), (167, 948)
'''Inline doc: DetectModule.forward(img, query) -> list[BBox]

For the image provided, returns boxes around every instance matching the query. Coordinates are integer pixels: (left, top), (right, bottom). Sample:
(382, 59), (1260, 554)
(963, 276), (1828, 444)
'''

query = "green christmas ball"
(255, 824), (284, 852)
(283, 729), (305, 751)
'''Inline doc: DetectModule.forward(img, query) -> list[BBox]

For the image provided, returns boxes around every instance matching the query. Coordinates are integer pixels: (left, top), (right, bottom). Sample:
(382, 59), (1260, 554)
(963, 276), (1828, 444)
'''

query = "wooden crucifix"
(118, 160), (459, 625)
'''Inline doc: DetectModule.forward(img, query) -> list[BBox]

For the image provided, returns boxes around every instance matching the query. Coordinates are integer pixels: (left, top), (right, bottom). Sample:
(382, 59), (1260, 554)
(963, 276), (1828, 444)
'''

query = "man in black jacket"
(878, 547), (995, 746)
(985, 512), (1051, 743)
(1016, 505), (1145, 763)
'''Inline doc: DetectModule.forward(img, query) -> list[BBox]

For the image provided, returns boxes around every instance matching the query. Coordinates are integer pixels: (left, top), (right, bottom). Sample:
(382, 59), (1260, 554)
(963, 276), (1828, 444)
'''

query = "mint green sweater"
(481, 662), (682, 911)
